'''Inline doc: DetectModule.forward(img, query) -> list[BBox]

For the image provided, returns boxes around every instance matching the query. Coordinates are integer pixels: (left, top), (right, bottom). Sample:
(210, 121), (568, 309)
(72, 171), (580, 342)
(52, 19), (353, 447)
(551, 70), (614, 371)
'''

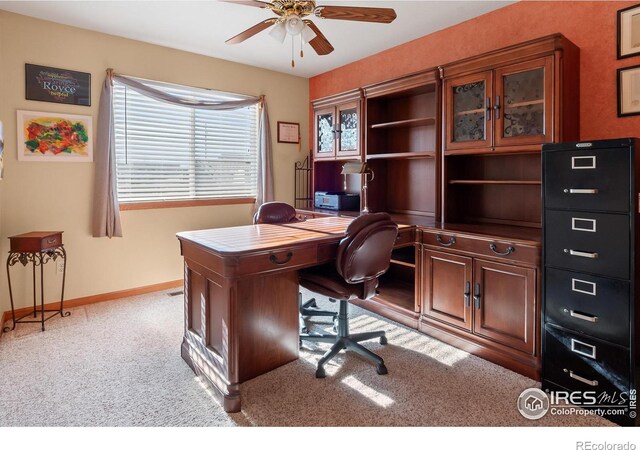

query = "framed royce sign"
(25, 64), (91, 106)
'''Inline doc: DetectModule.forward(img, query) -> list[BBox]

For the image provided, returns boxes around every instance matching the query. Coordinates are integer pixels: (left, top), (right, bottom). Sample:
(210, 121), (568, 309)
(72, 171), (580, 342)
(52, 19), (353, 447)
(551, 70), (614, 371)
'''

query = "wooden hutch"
(303, 34), (579, 379)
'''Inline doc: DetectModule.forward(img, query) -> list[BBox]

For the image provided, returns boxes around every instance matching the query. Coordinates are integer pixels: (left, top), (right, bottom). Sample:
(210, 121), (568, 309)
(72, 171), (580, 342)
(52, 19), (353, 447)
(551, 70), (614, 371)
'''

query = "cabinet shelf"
(455, 108), (485, 116)
(367, 151), (436, 160)
(505, 99), (544, 108)
(448, 179), (541, 185)
(370, 117), (436, 129)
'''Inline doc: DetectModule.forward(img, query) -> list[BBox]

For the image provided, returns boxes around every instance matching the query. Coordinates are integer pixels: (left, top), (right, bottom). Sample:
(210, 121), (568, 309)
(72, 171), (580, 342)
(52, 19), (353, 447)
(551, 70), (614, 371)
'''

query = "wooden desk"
(177, 216), (385, 412)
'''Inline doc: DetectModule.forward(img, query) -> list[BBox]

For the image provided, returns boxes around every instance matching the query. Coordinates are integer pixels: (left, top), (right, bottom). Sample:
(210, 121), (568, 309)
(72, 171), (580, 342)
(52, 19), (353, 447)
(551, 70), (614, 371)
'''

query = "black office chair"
(253, 202), (338, 324)
(299, 212), (398, 378)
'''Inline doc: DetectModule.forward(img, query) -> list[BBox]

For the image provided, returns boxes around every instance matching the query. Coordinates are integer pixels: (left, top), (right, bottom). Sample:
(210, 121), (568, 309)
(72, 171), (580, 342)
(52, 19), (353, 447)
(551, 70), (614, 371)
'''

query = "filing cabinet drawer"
(237, 246), (318, 276)
(545, 210), (629, 279)
(421, 229), (539, 265)
(544, 326), (630, 395)
(545, 268), (630, 346)
(544, 148), (630, 212)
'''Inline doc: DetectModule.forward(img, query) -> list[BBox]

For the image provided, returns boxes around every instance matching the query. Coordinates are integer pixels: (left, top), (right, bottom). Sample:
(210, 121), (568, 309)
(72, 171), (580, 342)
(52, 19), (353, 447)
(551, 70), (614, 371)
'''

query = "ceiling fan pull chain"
(291, 35), (295, 67)
(300, 34), (304, 58)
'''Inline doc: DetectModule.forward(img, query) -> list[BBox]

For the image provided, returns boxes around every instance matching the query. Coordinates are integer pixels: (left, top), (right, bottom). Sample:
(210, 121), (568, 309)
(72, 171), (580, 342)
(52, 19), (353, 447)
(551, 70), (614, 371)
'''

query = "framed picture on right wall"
(618, 64), (640, 117)
(618, 3), (640, 59)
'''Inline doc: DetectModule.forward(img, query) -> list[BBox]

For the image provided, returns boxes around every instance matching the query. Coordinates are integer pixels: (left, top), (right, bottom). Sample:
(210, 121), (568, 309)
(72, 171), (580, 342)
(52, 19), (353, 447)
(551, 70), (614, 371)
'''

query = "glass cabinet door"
(445, 72), (493, 151)
(495, 57), (553, 147)
(337, 102), (360, 157)
(314, 108), (335, 158)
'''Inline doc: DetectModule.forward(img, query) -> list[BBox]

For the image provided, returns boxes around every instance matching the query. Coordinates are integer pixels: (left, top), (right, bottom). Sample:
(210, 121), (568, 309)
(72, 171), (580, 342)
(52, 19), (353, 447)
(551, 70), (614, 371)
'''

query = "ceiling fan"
(224, 1), (397, 67)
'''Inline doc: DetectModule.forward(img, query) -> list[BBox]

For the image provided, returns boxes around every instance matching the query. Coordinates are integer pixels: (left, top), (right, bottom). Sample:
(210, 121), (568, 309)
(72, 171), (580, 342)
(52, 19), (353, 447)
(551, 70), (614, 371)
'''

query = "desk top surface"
(177, 216), (359, 255)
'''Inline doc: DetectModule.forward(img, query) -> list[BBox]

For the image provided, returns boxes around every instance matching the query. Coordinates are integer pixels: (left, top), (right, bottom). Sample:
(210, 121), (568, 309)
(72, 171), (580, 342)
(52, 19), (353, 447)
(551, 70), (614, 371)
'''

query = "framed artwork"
(16, 110), (93, 162)
(25, 64), (91, 106)
(277, 121), (300, 144)
(618, 64), (640, 117)
(618, 4), (640, 59)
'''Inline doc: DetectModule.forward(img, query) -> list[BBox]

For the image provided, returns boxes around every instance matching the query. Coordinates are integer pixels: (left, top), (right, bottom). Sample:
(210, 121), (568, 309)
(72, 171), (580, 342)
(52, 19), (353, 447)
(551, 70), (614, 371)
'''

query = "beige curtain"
(92, 70), (274, 238)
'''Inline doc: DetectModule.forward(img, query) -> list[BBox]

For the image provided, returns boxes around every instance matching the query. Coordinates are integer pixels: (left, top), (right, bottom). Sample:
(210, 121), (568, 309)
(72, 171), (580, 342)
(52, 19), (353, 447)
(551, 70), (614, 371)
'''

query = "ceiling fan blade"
(303, 20), (334, 55)
(223, 0), (272, 8)
(226, 19), (277, 44)
(314, 5), (397, 23)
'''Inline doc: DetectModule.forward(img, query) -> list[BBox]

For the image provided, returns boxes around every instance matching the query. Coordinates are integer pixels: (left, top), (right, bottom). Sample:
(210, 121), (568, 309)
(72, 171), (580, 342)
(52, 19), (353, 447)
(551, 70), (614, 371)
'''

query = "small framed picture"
(618, 4), (640, 59)
(277, 121), (300, 144)
(618, 64), (640, 117)
(17, 110), (93, 162)
(25, 64), (91, 106)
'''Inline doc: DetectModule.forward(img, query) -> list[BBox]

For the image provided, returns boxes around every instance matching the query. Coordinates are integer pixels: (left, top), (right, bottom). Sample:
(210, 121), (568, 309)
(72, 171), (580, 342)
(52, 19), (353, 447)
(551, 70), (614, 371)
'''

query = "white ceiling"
(0, 0), (514, 78)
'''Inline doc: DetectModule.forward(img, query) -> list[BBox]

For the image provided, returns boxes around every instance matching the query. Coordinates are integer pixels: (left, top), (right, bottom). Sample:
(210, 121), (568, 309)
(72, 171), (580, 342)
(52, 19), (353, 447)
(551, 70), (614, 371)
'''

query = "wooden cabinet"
(442, 35), (578, 155)
(312, 89), (362, 160)
(420, 227), (541, 378)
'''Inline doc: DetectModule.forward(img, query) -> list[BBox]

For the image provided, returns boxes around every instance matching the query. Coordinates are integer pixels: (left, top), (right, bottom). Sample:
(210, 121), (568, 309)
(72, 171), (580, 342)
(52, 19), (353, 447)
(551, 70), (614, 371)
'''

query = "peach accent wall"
(310, 1), (640, 142)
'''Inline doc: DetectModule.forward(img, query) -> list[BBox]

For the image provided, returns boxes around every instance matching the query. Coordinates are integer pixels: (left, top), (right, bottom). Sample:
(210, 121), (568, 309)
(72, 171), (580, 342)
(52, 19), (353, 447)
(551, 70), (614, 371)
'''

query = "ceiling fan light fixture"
(301, 24), (316, 43)
(268, 21), (287, 43)
(285, 14), (304, 35)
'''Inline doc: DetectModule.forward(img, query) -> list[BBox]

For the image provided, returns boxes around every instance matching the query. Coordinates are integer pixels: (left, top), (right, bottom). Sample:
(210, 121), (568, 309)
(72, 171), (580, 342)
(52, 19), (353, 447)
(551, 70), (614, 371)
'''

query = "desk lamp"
(341, 161), (374, 214)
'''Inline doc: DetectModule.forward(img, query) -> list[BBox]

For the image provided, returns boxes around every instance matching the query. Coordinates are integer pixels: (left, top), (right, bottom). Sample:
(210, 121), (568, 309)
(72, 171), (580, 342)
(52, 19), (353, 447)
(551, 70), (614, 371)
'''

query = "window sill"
(120, 197), (256, 211)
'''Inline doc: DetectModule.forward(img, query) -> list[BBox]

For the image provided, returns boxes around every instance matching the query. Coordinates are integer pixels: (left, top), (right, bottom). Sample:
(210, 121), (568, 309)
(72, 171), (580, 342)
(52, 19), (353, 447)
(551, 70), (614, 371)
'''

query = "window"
(113, 77), (259, 204)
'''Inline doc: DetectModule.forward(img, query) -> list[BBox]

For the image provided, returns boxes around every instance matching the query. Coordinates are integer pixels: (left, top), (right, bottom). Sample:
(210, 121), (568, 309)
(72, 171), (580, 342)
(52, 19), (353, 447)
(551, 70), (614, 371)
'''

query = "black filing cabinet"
(542, 138), (639, 426)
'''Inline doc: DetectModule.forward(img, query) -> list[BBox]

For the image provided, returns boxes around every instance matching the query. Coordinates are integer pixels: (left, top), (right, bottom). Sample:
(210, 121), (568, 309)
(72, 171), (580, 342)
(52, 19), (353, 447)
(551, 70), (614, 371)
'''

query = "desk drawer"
(236, 246), (318, 276)
(545, 268), (630, 346)
(544, 147), (630, 213)
(394, 228), (415, 248)
(421, 230), (539, 265)
(544, 325), (630, 395)
(545, 210), (629, 279)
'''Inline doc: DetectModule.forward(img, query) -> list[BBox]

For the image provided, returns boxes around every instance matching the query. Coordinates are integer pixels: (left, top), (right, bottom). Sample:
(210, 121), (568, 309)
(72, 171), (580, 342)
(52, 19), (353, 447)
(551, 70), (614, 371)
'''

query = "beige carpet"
(0, 289), (612, 427)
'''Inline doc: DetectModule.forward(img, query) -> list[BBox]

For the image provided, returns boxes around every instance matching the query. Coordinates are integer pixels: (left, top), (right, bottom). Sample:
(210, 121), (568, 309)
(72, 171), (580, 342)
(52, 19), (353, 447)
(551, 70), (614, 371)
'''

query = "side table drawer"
(9, 231), (63, 252)
(236, 246), (318, 276)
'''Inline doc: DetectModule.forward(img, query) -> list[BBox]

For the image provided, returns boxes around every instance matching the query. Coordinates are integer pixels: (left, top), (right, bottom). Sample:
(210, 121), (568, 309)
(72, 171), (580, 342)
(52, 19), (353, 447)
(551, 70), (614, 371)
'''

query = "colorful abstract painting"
(17, 110), (93, 162)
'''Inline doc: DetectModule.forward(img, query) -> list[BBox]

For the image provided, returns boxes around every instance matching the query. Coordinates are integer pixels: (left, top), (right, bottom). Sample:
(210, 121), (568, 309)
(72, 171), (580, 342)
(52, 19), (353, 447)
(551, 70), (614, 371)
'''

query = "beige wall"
(0, 11), (309, 311)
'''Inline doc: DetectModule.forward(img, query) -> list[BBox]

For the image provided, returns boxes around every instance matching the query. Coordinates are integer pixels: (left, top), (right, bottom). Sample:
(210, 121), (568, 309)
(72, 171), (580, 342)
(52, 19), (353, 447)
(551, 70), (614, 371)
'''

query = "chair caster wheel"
(376, 364), (388, 375)
(380, 336), (388, 345)
(315, 366), (326, 378)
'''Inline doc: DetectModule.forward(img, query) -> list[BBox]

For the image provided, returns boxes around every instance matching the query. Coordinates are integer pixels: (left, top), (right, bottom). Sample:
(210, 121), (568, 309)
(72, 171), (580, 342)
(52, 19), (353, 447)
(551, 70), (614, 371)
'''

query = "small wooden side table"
(3, 231), (69, 332)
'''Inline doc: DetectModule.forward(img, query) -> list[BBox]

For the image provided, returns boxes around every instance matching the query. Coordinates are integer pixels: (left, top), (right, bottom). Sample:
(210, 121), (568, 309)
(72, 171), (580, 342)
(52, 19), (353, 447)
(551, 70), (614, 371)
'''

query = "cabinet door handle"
(563, 308), (598, 323)
(494, 95), (501, 119)
(486, 97), (492, 121)
(564, 369), (599, 386)
(464, 281), (471, 307)
(489, 243), (515, 256)
(436, 235), (456, 247)
(269, 252), (293, 265)
(564, 249), (598, 259)
(473, 283), (481, 310)
(563, 188), (599, 194)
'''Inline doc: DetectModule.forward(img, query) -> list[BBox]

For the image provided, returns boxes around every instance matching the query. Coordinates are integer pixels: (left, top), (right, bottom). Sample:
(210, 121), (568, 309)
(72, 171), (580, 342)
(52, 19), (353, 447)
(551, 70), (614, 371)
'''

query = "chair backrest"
(336, 213), (398, 286)
(253, 202), (299, 224)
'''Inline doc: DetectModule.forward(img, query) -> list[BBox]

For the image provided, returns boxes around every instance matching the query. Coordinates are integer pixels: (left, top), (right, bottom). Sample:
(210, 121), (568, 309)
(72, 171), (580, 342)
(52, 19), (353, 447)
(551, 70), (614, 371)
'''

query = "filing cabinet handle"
(489, 243), (515, 256)
(564, 249), (598, 259)
(269, 252), (293, 265)
(563, 308), (598, 323)
(464, 281), (471, 307)
(436, 235), (456, 247)
(563, 188), (599, 194)
(563, 369), (599, 387)
(473, 283), (481, 310)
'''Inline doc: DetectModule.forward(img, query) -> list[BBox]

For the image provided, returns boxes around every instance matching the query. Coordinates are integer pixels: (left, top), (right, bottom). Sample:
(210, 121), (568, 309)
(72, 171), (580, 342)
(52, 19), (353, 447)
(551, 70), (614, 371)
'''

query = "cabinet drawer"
(544, 326), (630, 395)
(544, 148), (630, 212)
(545, 210), (629, 279)
(421, 230), (539, 265)
(237, 246), (318, 276)
(545, 268), (630, 346)
(394, 227), (415, 248)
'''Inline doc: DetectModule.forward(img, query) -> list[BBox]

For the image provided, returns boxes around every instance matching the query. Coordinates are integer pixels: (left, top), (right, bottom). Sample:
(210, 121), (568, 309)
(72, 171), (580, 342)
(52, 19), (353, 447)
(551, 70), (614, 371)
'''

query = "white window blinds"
(113, 78), (258, 203)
